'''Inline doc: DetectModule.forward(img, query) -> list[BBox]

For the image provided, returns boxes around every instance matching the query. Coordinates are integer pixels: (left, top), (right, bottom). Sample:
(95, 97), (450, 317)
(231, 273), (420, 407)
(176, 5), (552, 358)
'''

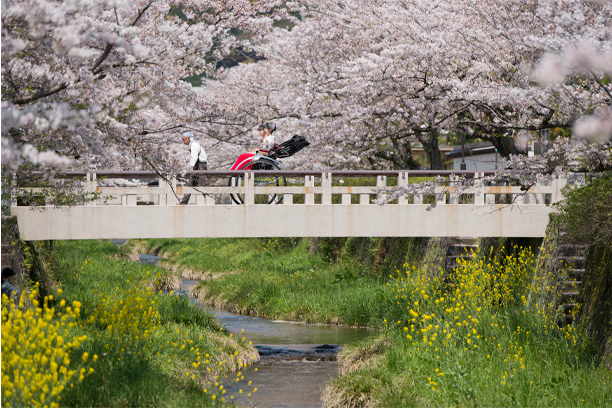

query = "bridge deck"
(10, 171), (566, 240)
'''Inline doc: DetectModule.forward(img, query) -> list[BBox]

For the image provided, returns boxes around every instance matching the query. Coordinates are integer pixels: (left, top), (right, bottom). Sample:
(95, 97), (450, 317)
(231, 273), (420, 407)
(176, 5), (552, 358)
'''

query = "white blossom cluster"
(1, 137), (72, 171)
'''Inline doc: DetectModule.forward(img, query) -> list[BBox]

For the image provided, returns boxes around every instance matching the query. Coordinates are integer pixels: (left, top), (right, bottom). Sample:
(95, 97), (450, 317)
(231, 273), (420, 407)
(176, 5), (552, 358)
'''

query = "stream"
(137, 252), (374, 407)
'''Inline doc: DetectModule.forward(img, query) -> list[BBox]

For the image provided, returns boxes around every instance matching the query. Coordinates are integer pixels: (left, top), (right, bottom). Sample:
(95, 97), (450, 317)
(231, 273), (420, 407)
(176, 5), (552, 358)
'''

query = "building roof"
(445, 142), (497, 159)
(411, 144), (456, 153)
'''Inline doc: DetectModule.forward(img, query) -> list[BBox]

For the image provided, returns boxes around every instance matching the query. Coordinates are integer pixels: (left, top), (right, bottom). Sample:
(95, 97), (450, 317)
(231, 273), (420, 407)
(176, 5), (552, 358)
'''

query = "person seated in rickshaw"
(230, 122), (277, 170)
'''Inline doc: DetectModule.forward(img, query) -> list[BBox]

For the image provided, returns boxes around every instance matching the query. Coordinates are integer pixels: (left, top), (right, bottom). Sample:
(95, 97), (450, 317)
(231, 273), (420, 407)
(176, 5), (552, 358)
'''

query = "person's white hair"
(182, 132), (194, 139)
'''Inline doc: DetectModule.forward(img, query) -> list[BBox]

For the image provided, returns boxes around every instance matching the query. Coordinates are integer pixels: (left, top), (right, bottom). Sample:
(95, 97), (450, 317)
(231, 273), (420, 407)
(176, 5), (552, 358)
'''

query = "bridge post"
(376, 176), (387, 202)
(158, 176), (168, 206)
(534, 181), (545, 204)
(359, 174), (369, 205)
(524, 180), (545, 204)
(359, 192), (369, 205)
(322, 172), (332, 205)
(449, 175), (459, 204)
(305, 175), (315, 205)
(436, 177), (447, 205)
(474, 172), (485, 205)
(205, 192), (215, 206)
(551, 176), (567, 204)
(487, 173), (499, 204)
(397, 172), (408, 205)
(196, 192), (205, 205)
(414, 191), (423, 205)
(86, 172), (97, 206)
(122, 194), (137, 206)
(341, 190), (351, 205)
(513, 190), (525, 205)
(245, 172), (255, 205)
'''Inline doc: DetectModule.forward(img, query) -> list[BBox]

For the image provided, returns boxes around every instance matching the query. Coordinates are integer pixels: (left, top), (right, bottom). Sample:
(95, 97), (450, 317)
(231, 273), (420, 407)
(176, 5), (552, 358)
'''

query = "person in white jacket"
(180, 132), (208, 205)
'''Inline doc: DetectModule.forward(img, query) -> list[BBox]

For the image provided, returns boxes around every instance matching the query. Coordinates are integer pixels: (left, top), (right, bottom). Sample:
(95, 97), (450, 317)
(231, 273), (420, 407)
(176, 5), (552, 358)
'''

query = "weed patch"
(324, 248), (612, 407)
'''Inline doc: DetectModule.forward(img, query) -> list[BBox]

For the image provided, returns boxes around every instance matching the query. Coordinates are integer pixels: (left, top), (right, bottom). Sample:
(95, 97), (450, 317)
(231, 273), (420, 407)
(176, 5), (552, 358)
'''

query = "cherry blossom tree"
(199, 0), (611, 175)
(1, 0), (283, 205)
(3, 0), (610, 208)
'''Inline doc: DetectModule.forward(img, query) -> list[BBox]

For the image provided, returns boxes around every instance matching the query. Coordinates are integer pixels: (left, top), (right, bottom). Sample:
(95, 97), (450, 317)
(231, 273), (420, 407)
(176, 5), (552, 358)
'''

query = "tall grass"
(323, 247), (612, 407)
(2, 240), (258, 407)
(141, 238), (397, 326)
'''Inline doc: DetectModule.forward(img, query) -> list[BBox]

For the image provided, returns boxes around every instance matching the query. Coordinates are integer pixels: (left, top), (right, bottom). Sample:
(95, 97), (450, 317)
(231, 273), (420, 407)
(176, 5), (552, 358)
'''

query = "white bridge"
(10, 170), (567, 240)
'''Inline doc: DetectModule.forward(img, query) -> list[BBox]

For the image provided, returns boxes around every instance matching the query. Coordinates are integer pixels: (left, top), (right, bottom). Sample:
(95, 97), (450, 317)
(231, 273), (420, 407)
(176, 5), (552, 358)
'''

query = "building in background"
(446, 142), (498, 171)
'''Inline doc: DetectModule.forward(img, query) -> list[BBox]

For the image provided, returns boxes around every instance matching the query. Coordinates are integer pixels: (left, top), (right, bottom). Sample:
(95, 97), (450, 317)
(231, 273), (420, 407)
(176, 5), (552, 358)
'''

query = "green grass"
(46, 240), (258, 407)
(325, 316), (612, 407)
(137, 238), (397, 327)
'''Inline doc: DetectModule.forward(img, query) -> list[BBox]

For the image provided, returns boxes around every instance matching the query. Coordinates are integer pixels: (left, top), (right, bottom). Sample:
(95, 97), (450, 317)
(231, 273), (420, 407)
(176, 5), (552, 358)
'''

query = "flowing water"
(135, 251), (373, 407)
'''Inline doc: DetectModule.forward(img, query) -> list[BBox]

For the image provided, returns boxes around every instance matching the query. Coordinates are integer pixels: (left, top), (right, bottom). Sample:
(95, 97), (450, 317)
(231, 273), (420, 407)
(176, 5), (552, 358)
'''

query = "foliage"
(557, 172), (612, 246)
(318, 238), (349, 263)
(323, 248), (612, 407)
(262, 237), (301, 254)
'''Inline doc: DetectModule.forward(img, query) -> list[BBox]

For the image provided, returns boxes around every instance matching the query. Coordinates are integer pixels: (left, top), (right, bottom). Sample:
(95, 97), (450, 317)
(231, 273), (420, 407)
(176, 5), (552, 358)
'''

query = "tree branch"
(91, 44), (115, 74)
(13, 83), (68, 105)
(14, 3), (155, 104)
(589, 70), (612, 102)
(91, 2), (154, 74)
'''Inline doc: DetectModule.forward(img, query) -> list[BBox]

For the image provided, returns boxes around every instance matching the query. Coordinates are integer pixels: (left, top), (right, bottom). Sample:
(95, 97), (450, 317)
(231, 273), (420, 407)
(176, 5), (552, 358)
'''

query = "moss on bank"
(132, 236), (456, 328)
(309, 236), (445, 276)
(578, 243), (612, 370)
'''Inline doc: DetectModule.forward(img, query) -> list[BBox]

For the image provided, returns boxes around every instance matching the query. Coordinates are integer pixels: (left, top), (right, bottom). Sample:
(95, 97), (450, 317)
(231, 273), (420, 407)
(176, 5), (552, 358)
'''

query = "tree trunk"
(488, 133), (519, 158)
(395, 139), (421, 170)
(421, 129), (442, 170)
(372, 138), (421, 170)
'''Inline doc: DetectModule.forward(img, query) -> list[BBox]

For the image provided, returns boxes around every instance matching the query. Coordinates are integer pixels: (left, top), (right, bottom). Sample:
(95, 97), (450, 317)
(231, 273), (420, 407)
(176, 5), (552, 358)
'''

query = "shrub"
(557, 173), (612, 246)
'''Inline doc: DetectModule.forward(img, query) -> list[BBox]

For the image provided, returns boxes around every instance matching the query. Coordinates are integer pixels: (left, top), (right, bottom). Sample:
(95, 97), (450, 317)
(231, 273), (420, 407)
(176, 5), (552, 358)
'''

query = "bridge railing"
(12, 170), (567, 207)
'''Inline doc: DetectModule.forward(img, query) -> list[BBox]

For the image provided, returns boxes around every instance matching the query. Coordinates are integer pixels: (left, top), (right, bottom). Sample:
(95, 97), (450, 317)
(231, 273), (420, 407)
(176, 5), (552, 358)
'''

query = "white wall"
(453, 152), (498, 171)
(13, 203), (554, 240)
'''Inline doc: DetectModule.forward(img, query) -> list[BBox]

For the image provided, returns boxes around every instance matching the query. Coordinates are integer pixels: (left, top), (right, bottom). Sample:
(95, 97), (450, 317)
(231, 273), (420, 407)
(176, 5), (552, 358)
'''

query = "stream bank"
(138, 251), (374, 407)
(123, 237), (398, 328)
(131, 238), (612, 407)
(4, 239), (261, 408)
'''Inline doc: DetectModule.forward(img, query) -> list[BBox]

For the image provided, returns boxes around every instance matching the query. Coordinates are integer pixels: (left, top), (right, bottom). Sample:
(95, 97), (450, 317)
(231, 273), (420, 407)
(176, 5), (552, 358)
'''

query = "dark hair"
(264, 122), (276, 133)
(2, 267), (16, 280)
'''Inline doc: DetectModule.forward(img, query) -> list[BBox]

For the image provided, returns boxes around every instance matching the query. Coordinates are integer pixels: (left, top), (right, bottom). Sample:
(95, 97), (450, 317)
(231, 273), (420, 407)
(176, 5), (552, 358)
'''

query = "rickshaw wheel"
(228, 159), (286, 205)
